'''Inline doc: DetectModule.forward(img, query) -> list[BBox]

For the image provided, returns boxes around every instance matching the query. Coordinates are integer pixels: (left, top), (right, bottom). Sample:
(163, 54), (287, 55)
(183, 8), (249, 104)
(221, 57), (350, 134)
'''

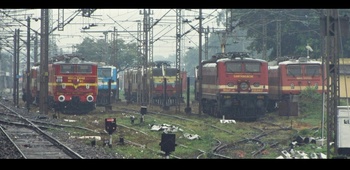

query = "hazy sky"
(12, 9), (222, 57)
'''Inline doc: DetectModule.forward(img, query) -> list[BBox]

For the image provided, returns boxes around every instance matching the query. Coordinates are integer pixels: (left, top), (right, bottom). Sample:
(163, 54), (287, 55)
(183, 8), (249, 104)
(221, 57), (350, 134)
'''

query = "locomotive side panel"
(31, 66), (40, 104)
(123, 68), (141, 103)
(267, 66), (280, 100)
(201, 62), (218, 100)
(22, 66), (40, 104)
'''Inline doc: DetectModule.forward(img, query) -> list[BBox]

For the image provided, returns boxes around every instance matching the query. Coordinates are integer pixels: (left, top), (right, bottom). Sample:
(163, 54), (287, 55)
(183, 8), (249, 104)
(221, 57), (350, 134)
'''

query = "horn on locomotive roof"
(65, 57), (70, 63)
(210, 52), (251, 61)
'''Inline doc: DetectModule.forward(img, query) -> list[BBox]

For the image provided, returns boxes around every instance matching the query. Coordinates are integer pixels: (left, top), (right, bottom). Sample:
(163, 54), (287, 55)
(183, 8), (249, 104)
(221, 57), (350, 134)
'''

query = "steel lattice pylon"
(323, 9), (340, 158)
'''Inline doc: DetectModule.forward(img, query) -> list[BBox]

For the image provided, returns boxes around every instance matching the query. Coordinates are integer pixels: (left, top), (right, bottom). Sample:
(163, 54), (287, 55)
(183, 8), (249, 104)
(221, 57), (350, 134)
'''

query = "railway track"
(0, 93), (326, 159)
(0, 100), (84, 159)
(109, 104), (300, 159)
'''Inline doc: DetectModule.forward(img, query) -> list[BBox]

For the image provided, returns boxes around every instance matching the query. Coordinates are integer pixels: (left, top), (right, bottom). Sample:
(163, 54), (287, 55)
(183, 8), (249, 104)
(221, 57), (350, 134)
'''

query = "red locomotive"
(267, 56), (325, 115)
(123, 60), (186, 107)
(22, 54), (98, 114)
(195, 52), (269, 120)
(22, 65), (40, 104)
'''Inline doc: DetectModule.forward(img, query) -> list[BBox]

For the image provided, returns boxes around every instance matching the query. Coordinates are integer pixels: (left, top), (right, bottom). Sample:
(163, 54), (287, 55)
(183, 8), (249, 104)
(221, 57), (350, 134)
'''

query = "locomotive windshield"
(98, 68), (112, 77)
(77, 65), (92, 73)
(287, 64), (321, 76)
(245, 63), (261, 73)
(226, 63), (242, 72)
(305, 65), (321, 76)
(153, 68), (163, 76)
(287, 65), (302, 76)
(60, 64), (92, 73)
(166, 69), (177, 76)
(226, 62), (260, 73)
(61, 65), (74, 73)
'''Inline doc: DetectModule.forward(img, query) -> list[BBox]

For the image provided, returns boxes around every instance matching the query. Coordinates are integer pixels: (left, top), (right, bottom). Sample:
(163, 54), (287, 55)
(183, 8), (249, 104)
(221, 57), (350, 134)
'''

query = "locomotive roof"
(216, 57), (267, 63)
(203, 52), (267, 64)
(278, 59), (321, 65)
(98, 65), (116, 69)
(53, 60), (97, 65)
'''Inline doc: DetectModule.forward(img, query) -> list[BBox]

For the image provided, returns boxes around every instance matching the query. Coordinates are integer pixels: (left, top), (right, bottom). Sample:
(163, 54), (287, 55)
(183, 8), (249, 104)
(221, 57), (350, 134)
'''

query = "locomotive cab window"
(166, 69), (177, 76)
(226, 62), (242, 73)
(287, 65), (302, 76)
(77, 65), (92, 73)
(98, 68), (111, 77)
(226, 62), (260, 73)
(245, 63), (261, 73)
(61, 65), (74, 73)
(305, 65), (321, 76)
(153, 68), (162, 76)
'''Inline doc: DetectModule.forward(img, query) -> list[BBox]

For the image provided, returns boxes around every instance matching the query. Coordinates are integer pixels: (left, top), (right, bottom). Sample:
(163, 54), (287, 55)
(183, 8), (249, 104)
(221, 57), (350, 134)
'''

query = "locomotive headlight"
(62, 83), (66, 89)
(291, 83), (295, 89)
(56, 76), (62, 83)
(86, 84), (90, 89)
(240, 82), (248, 90)
(87, 95), (94, 102)
(253, 82), (260, 87)
(227, 82), (234, 87)
(58, 95), (65, 102)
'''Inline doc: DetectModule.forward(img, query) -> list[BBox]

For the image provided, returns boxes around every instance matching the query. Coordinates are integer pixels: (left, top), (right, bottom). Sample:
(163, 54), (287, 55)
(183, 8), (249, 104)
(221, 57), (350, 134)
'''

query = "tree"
(74, 37), (139, 72)
(215, 9), (350, 61)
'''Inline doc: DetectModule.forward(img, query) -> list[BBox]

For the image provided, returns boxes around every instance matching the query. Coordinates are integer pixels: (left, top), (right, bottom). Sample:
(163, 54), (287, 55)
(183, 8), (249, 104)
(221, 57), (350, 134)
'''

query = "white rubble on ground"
(149, 124), (200, 140)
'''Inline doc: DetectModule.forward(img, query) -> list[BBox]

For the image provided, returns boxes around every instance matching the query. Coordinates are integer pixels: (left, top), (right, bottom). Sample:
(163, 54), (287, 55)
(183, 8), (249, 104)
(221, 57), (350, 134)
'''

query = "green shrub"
(299, 87), (323, 115)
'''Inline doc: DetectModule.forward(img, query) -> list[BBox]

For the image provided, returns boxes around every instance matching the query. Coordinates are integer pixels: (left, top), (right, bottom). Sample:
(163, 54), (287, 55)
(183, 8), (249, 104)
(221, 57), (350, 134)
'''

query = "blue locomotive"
(97, 65), (118, 106)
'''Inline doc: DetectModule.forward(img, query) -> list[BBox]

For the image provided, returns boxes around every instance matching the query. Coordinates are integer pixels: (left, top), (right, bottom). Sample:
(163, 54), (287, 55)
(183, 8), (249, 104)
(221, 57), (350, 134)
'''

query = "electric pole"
(39, 9), (49, 115)
(175, 9), (182, 113)
(322, 9), (349, 158)
(198, 9), (203, 115)
(26, 16), (31, 111)
(13, 28), (19, 107)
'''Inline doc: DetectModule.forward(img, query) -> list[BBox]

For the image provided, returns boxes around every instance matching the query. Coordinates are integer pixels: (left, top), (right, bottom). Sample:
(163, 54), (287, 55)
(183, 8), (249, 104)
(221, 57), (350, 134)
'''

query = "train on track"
(123, 60), (186, 107)
(22, 54), (98, 114)
(195, 52), (269, 120)
(17, 52), (328, 120)
(96, 64), (118, 106)
(267, 56), (325, 115)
